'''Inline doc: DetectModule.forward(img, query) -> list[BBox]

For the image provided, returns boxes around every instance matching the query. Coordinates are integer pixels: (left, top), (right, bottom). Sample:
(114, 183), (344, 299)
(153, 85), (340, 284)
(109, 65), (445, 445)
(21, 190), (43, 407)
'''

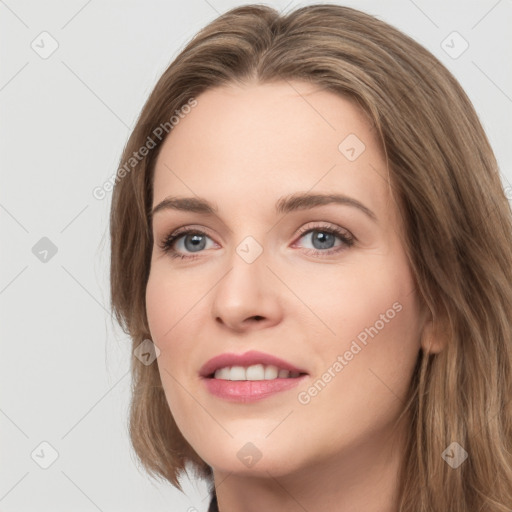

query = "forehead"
(152, 81), (392, 223)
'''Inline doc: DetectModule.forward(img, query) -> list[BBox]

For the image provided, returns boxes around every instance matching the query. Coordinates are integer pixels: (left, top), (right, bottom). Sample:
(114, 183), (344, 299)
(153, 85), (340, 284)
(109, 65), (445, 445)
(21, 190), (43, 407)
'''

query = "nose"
(211, 248), (283, 333)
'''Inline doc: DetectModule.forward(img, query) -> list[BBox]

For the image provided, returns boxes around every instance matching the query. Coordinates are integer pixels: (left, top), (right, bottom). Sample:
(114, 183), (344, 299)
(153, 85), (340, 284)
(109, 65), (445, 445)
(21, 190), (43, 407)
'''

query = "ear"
(419, 308), (449, 354)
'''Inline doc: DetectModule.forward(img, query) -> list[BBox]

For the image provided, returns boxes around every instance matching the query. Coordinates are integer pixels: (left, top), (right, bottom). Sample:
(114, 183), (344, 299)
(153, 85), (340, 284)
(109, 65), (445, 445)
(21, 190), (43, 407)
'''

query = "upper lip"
(199, 350), (308, 378)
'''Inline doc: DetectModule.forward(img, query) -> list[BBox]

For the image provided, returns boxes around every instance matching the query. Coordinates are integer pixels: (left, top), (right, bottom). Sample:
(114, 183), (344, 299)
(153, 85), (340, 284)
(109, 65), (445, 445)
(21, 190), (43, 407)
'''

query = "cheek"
(291, 251), (421, 396)
(287, 255), (416, 343)
(145, 275), (169, 345)
(145, 265), (209, 384)
(145, 264), (201, 342)
(295, 280), (420, 454)
(145, 270), (199, 428)
(146, 273), (169, 336)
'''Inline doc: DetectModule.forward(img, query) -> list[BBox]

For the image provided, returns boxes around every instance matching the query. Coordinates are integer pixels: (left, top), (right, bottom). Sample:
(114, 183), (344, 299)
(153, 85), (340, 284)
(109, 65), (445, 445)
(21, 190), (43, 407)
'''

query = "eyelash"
(158, 224), (355, 260)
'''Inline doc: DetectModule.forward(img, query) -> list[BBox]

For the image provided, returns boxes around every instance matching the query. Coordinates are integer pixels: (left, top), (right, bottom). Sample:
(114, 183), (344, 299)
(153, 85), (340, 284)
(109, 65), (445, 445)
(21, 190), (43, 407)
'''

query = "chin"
(198, 438), (309, 478)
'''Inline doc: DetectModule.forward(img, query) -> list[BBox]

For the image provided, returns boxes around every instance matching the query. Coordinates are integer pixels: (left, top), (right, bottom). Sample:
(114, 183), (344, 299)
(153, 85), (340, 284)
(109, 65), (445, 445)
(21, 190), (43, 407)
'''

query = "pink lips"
(199, 350), (308, 403)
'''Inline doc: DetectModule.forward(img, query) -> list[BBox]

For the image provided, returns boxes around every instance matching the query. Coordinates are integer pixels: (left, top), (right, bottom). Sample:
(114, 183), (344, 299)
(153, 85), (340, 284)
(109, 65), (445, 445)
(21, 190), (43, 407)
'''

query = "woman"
(109, 4), (512, 511)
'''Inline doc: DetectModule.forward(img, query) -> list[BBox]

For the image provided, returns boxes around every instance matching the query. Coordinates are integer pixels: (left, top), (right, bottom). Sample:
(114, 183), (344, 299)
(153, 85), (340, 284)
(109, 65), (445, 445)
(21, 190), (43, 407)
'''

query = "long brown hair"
(109, 4), (512, 510)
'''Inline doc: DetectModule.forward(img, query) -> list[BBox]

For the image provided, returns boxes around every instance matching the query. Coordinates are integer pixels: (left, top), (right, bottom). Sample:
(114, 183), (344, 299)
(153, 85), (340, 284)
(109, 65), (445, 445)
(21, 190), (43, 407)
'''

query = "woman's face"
(146, 81), (425, 477)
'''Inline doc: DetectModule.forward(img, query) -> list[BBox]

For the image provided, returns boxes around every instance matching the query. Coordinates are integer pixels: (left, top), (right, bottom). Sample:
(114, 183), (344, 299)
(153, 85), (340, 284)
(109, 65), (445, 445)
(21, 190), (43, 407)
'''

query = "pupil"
(185, 234), (206, 252)
(313, 231), (334, 249)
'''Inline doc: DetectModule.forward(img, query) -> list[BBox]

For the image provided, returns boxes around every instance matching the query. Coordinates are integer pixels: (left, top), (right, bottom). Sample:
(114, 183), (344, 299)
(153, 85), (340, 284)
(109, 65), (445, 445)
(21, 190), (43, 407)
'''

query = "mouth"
(199, 350), (309, 380)
(199, 350), (309, 402)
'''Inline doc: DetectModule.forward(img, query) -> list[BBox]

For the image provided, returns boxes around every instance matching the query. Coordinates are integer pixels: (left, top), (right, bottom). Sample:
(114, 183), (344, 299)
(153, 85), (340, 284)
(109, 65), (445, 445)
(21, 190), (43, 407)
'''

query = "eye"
(293, 224), (354, 257)
(158, 228), (217, 260)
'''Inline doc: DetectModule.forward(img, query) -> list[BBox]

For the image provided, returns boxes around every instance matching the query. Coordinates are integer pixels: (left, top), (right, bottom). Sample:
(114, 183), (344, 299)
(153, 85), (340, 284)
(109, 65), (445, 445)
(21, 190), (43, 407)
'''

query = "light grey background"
(1, 0), (511, 510)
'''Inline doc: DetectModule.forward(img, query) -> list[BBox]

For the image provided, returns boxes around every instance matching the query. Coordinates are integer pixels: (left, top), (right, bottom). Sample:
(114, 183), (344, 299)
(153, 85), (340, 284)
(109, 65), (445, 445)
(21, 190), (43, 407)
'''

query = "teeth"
(247, 364), (266, 380)
(232, 366), (247, 380)
(213, 364), (302, 381)
(264, 365), (278, 379)
(214, 367), (231, 380)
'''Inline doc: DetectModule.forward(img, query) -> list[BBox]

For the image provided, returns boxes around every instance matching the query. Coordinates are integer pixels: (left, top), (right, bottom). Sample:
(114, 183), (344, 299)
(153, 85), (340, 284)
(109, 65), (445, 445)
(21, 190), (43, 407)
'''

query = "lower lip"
(203, 375), (308, 403)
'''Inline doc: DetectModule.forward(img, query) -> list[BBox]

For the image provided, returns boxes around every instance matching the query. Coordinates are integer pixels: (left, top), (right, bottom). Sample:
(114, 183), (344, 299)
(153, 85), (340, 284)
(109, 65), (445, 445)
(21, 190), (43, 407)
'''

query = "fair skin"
(146, 81), (440, 512)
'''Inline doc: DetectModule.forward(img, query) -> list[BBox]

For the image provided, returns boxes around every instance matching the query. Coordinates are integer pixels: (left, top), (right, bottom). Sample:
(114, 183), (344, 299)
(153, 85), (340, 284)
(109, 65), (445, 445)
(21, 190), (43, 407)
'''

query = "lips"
(199, 350), (308, 378)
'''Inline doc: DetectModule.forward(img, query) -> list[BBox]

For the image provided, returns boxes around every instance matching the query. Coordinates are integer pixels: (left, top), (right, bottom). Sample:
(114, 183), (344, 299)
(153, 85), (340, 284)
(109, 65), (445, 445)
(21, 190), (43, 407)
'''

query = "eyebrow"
(150, 192), (377, 222)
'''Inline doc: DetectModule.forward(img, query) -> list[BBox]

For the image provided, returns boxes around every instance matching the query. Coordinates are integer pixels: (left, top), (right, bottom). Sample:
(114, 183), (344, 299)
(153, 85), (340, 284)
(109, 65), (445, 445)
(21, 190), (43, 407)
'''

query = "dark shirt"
(208, 491), (219, 512)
